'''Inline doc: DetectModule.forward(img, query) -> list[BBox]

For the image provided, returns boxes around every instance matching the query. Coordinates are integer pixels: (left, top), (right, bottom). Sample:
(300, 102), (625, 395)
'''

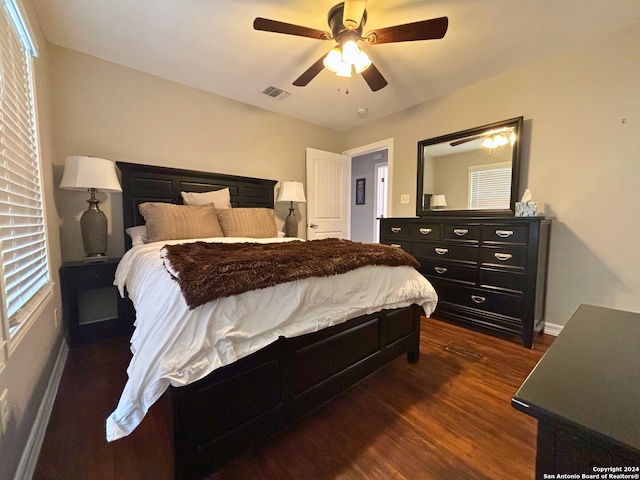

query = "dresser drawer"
(479, 246), (527, 269)
(419, 260), (477, 285)
(381, 222), (411, 239)
(479, 268), (526, 294)
(381, 239), (410, 251)
(442, 224), (480, 242)
(438, 283), (523, 319)
(482, 225), (528, 245)
(410, 223), (442, 240)
(412, 243), (478, 263)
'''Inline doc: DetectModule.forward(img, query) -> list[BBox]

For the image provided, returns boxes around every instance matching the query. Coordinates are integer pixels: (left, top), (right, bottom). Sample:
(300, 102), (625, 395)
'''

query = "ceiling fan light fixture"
(336, 61), (352, 77)
(354, 50), (372, 73)
(342, 0), (367, 30)
(323, 47), (343, 72)
(341, 40), (360, 64)
(482, 134), (509, 149)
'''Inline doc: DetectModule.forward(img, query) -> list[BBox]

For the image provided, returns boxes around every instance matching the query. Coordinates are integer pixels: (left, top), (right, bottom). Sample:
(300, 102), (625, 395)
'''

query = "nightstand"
(59, 258), (134, 346)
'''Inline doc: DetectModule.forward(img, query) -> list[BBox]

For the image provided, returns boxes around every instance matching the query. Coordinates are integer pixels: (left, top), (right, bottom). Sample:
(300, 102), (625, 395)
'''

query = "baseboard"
(14, 338), (68, 480)
(544, 322), (564, 337)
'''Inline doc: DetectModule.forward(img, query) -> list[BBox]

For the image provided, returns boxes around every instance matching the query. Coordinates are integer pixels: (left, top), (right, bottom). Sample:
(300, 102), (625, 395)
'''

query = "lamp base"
(83, 254), (109, 263)
(284, 207), (298, 238)
(80, 192), (108, 258)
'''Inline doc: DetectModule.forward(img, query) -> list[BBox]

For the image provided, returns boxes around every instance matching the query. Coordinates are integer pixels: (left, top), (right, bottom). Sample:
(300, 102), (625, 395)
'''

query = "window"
(0, 0), (50, 345)
(468, 162), (512, 209)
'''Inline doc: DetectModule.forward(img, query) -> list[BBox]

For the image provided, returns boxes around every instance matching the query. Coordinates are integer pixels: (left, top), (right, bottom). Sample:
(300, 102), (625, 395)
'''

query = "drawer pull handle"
(435, 248), (449, 255)
(496, 230), (513, 238)
(453, 229), (469, 236)
(471, 295), (486, 304)
(419, 228), (432, 235)
(494, 253), (513, 261)
(434, 267), (447, 274)
(390, 227), (402, 233)
(390, 244), (402, 249)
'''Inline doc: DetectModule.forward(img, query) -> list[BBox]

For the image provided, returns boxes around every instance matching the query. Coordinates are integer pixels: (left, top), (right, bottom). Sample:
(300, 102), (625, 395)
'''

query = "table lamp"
(431, 194), (447, 209)
(59, 156), (122, 261)
(277, 181), (306, 237)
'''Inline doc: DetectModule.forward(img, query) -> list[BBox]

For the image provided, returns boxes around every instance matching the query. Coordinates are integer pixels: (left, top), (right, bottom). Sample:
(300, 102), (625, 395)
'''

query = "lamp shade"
(59, 156), (122, 192)
(277, 181), (306, 203)
(431, 194), (447, 208)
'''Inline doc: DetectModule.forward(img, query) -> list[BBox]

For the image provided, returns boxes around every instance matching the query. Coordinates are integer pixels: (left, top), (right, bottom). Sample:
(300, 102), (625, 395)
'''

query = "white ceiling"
(32, 0), (640, 131)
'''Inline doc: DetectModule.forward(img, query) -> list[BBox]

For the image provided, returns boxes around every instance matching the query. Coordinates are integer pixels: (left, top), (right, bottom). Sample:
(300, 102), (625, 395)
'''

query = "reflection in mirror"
(417, 117), (523, 216)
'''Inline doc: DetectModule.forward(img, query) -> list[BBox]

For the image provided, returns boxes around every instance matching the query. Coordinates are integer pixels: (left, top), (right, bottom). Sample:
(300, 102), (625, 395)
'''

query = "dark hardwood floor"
(34, 317), (553, 480)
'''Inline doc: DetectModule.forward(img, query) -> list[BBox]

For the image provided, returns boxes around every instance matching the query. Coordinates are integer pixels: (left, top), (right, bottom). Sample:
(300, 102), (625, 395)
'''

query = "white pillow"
(181, 188), (232, 209)
(125, 225), (149, 246)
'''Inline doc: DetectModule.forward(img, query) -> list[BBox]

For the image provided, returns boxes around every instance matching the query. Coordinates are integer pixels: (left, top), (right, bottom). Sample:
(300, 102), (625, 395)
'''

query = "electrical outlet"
(400, 194), (410, 205)
(0, 389), (9, 435)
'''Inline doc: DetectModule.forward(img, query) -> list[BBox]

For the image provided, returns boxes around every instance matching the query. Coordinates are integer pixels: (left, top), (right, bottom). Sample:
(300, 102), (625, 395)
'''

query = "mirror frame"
(416, 116), (523, 216)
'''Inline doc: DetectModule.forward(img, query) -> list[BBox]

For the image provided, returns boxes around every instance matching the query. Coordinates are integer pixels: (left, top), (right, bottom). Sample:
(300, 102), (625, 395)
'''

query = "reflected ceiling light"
(481, 127), (517, 149)
(482, 134), (509, 149)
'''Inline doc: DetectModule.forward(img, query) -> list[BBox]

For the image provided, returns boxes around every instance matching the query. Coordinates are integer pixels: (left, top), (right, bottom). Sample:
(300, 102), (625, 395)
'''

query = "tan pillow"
(138, 202), (223, 242)
(181, 188), (232, 209)
(217, 208), (278, 238)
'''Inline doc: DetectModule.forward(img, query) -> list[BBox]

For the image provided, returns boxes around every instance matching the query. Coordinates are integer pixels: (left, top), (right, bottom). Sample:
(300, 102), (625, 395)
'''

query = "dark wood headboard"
(117, 162), (277, 249)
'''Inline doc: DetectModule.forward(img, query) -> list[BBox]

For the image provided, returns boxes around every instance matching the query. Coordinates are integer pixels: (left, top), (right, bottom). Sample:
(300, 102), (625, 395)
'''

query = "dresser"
(513, 305), (640, 476)
(380, 216), (551, 347)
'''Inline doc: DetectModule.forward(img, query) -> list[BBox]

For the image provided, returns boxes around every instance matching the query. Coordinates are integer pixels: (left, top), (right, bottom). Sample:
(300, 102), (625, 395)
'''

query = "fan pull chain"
(336, 77), (350, 95)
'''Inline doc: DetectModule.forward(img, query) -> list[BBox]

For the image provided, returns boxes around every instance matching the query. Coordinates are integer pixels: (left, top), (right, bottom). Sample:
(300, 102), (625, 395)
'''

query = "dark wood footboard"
(172, 304), (423, 480)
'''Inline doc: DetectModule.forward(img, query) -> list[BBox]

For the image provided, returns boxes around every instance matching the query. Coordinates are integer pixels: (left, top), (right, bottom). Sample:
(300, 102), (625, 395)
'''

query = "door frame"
(373, 160), (388, 242)
(343, 138), (394, 238)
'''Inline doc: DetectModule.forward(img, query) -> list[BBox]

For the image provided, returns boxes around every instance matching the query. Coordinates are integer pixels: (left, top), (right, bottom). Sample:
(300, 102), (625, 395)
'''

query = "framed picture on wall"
(356, 178), (365, 205)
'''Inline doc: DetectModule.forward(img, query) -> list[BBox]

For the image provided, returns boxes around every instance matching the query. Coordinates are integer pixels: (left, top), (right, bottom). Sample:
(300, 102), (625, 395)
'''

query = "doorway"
(305, 138), (393, 242)
(344, 138), (393, 243)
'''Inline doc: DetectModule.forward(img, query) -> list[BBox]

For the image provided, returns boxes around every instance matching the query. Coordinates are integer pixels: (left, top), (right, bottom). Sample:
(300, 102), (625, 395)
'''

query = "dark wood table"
(512, 304), (640, 479)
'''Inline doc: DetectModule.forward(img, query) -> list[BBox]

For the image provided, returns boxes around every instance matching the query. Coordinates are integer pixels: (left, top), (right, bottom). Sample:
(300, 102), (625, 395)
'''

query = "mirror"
(416, 116), (523, 216)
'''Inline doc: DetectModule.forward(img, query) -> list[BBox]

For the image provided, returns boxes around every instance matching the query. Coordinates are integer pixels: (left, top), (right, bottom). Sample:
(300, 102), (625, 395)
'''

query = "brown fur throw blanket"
(161, 238), (420, 310)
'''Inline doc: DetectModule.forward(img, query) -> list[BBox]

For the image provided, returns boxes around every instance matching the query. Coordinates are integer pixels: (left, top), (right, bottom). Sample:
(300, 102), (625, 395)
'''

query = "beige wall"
(49, 45), (343, 261)
(344, 23), (640, 327)
(7, 15), (640, 478)
(0, 0), (64, 478)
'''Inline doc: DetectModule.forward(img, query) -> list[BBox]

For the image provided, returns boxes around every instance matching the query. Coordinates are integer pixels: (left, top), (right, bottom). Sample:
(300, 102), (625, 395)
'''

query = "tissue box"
(515, 201), (537, 217)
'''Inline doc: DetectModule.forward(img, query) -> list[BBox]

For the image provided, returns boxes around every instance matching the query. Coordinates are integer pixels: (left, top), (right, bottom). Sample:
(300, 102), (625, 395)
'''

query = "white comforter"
(106, 237), (438, 441)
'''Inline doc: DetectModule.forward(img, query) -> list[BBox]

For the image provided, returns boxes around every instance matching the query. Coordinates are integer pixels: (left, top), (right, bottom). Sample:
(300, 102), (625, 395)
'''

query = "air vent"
(262, 86), (292, 101)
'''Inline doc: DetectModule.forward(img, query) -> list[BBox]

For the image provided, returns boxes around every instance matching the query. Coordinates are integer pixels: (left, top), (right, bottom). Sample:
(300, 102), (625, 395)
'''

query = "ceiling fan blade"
(450, 135), (483, 147)
(343, 0), (367, 29)
(361, 63), (388, 92)
(292, 55), (327, 87)
(253, 17), (330, 40)
(367, 17), (448, 44)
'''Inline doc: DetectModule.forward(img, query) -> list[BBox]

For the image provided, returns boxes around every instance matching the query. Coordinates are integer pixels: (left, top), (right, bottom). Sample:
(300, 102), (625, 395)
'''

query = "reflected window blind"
(0, 1), (49, 328)
(469, 163), (512, 209)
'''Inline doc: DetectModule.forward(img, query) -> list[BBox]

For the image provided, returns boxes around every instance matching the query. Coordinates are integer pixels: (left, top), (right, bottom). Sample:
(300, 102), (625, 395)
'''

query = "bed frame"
(117, 161), (424, 480)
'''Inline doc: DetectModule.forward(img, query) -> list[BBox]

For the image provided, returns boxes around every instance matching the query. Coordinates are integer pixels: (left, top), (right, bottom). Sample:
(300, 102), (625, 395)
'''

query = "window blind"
(0, 0), (49, 330)
(469, 163), (512, 209)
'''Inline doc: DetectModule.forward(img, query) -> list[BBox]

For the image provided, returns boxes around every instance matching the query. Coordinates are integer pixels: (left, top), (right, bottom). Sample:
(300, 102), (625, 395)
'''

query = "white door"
(306, 148), (350, 240)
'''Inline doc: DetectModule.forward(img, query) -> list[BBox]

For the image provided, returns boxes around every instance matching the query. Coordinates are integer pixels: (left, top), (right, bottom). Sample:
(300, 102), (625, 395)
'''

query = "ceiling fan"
(253, 1), (448, 92)
(449, 127), (517, 148)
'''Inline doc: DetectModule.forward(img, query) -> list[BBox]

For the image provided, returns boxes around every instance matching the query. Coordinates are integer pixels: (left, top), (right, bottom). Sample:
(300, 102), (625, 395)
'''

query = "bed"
(110, 161), (438, 480)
